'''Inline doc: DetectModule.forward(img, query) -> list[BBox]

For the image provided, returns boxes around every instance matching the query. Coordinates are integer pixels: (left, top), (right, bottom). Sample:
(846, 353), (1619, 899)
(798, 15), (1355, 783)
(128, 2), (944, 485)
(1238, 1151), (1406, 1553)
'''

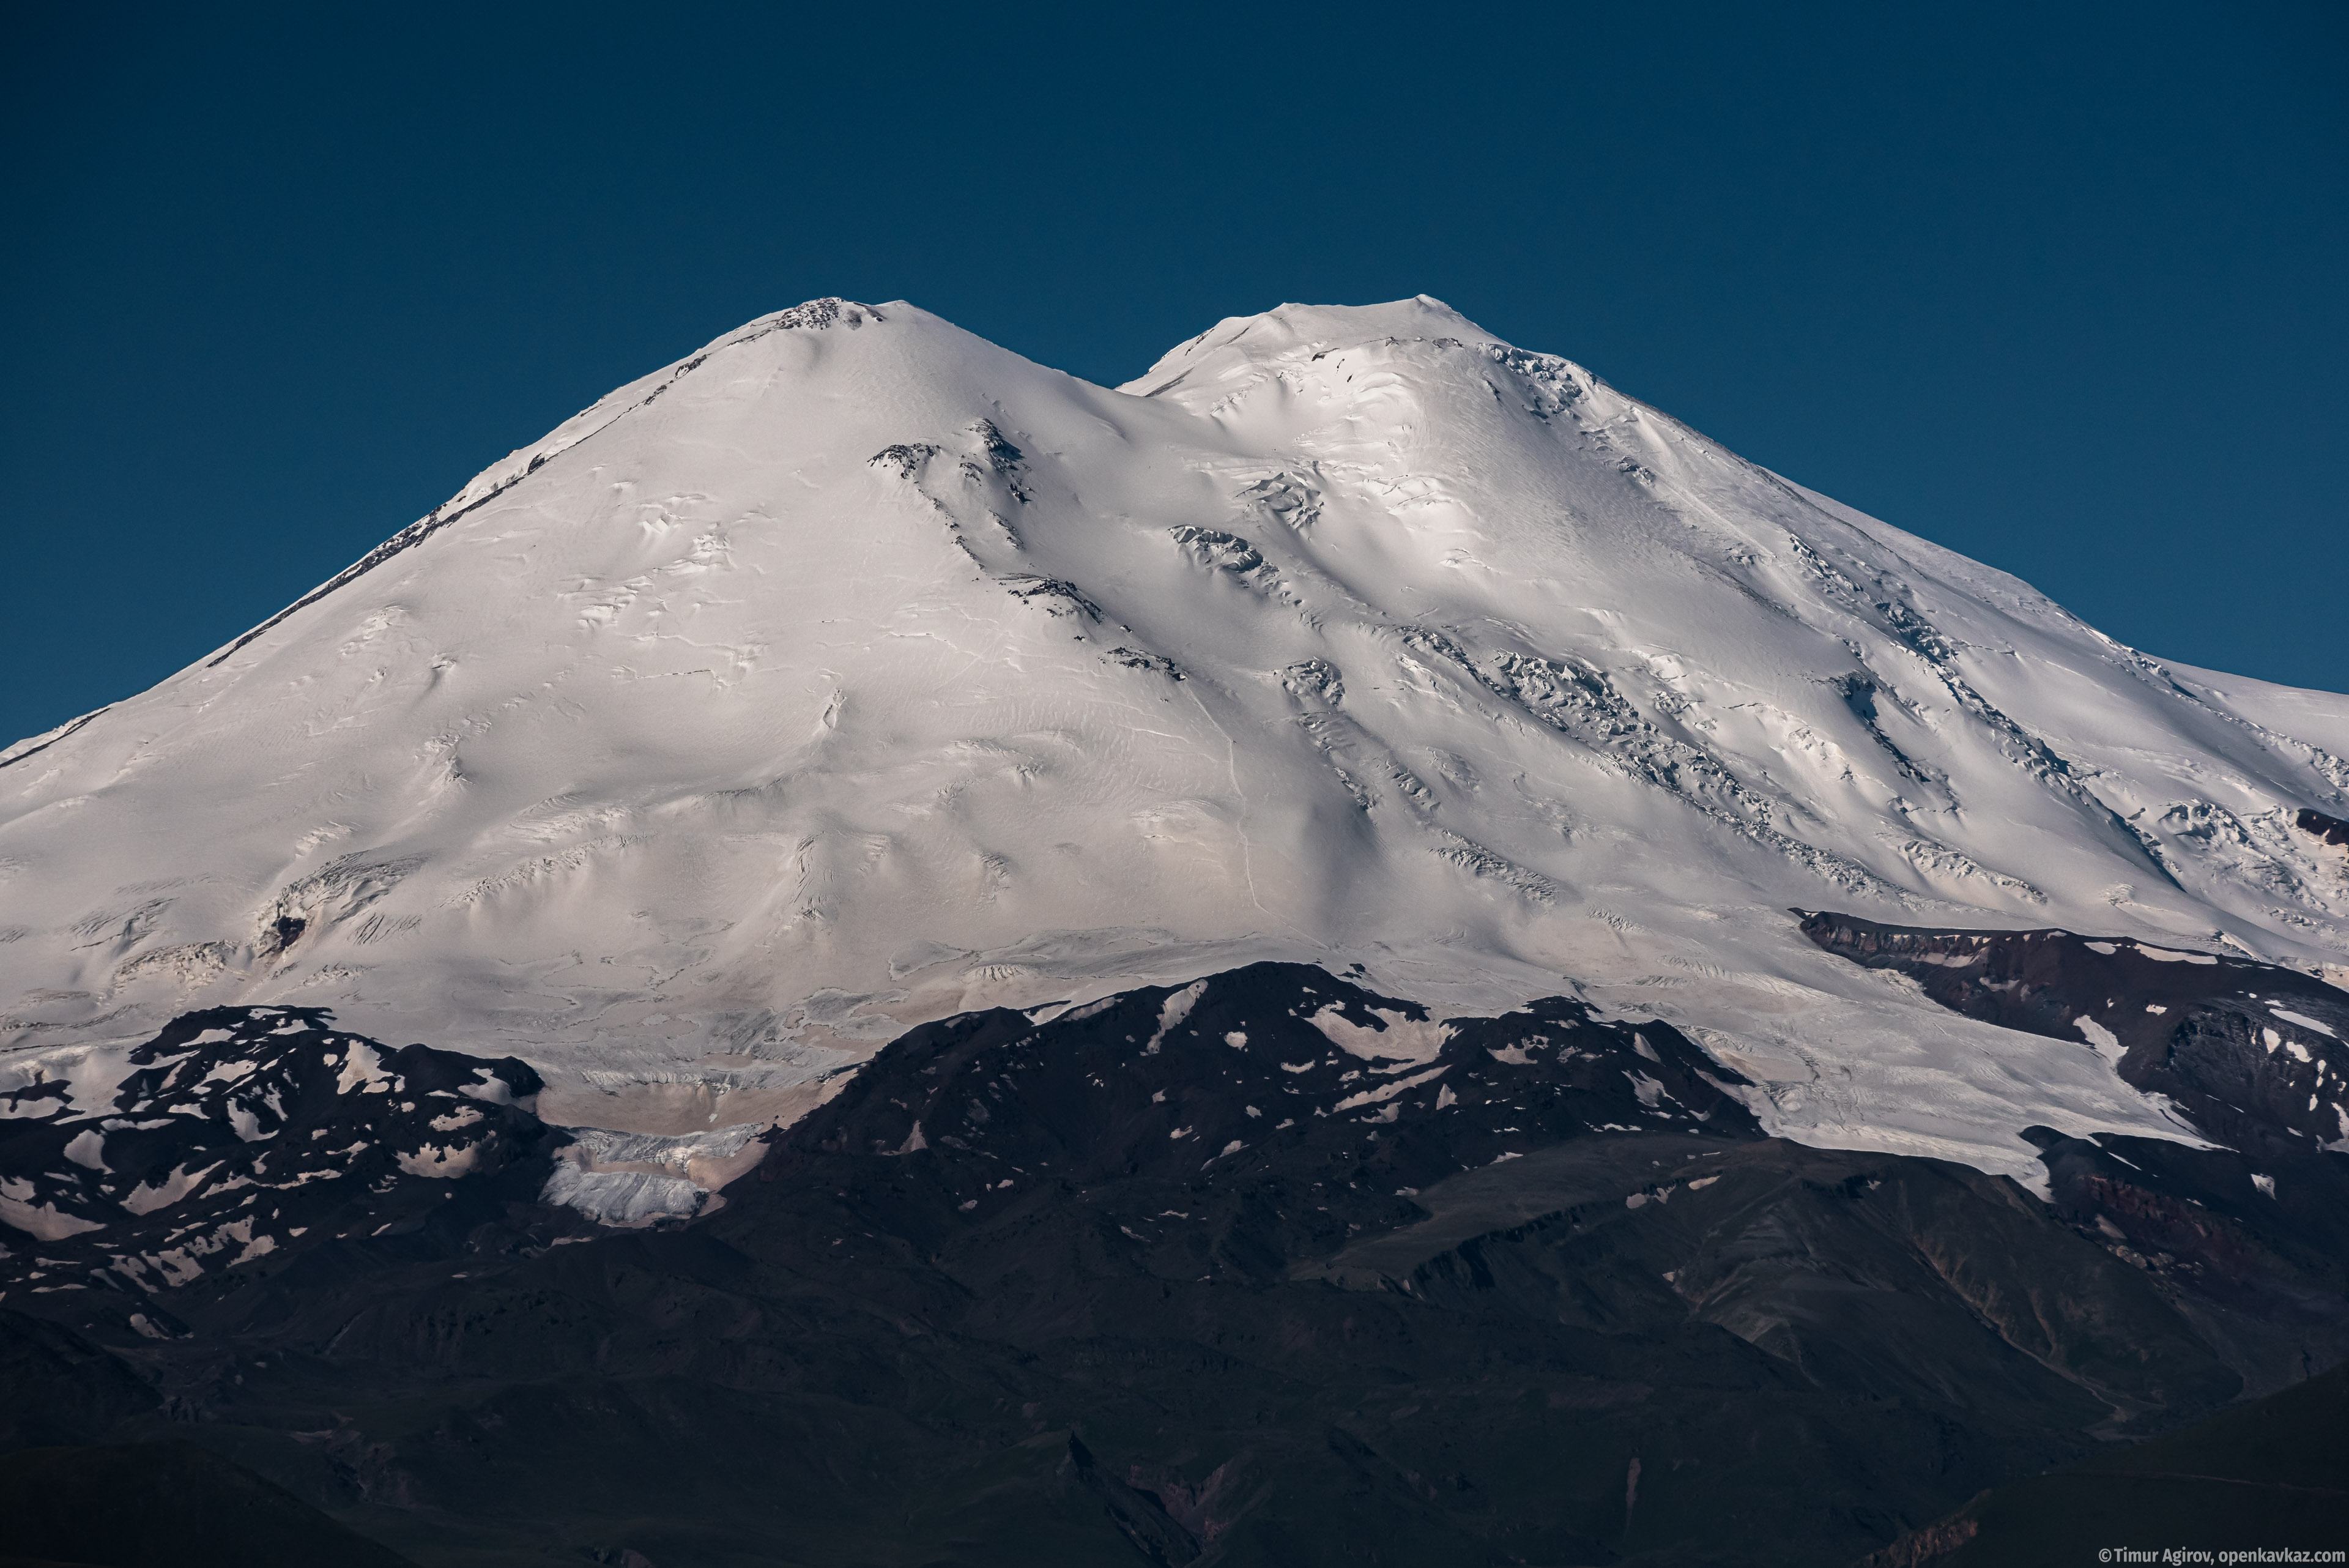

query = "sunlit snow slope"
(6, 296), (2347, 1177)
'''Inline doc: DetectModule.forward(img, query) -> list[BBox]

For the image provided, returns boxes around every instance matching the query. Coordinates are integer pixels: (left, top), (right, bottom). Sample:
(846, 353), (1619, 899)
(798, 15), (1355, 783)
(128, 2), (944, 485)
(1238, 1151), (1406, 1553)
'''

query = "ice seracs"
(2, 295), (2346, 1181)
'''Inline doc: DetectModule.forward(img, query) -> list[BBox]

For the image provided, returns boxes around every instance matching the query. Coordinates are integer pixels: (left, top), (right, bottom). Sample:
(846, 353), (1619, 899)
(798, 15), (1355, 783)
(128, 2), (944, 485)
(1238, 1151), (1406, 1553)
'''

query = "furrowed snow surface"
(4, 297), (2347, 1183)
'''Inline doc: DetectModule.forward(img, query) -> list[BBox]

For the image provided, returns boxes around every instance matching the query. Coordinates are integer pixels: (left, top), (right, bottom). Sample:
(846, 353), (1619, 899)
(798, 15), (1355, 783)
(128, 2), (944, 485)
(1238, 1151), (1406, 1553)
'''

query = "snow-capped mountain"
(5, 296), (2347, 1181)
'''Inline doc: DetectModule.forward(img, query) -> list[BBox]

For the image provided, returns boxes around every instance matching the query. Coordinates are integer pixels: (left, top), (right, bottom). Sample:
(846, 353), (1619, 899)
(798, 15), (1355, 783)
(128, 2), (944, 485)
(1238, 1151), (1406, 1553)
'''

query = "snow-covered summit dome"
(1124, 295), (1505, 398)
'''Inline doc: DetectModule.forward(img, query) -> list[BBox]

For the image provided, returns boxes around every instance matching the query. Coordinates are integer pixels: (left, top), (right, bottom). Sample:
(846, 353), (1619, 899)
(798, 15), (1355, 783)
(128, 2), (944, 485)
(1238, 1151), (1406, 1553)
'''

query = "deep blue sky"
(6, 2), (2343, 747)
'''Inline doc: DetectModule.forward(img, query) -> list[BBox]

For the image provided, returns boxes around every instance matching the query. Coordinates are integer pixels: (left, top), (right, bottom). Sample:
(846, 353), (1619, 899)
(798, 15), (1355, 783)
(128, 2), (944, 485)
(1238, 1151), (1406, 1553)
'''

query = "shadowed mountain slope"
(4, 962), (2343, 1564)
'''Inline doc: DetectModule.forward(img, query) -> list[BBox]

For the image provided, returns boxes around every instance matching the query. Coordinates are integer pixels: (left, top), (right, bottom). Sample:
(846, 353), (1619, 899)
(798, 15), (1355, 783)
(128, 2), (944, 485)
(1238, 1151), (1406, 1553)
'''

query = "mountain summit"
(4, 297), (2345, 1177)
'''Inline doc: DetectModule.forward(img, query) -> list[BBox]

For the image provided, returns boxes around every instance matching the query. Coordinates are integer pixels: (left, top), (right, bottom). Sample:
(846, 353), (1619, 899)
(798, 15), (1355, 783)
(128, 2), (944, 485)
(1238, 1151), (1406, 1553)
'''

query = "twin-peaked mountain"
(2, 296), (2346, 1181)
(4, 293), (2349, 1561)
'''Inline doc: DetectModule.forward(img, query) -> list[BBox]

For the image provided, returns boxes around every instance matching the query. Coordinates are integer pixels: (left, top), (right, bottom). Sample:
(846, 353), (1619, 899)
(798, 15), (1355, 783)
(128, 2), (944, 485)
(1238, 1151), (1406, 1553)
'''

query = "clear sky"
(5, 1), (2343, 748)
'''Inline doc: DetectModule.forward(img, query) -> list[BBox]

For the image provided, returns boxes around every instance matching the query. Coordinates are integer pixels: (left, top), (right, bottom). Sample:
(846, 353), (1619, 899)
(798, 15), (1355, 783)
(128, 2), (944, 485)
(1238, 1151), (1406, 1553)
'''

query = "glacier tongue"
(2, 295), (2345, 1182)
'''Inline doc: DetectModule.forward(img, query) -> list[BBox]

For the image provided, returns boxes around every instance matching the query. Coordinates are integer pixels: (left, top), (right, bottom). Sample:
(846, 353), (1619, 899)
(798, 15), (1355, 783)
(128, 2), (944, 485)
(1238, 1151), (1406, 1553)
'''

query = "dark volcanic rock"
(1802, 910), (2349, 1398)
(1798, 910), (2349, 1156)
(2296, 806), (2349, 852)
(2, 963), (2345, 1566)
(2021, 1126), (2349, 1396)
(780, 960), (1756, 1213)
(0, 1436), (420, 1567)
(0, 1006), (570, 1310)
(0, 1305), (161, 1448)
(1859, 1361), (2349, 1566)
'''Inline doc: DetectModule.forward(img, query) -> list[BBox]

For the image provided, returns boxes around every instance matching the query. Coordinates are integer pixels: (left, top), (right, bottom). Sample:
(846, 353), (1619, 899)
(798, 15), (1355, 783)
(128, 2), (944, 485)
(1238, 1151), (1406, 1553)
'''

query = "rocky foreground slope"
(5, 951), (2343, 1564)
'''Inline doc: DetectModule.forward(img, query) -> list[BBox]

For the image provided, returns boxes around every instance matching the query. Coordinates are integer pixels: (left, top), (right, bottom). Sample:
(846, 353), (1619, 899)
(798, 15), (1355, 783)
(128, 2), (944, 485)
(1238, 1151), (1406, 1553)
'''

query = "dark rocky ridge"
(2297, 806), (2349, 853)
(1798, 909), (2349, 1156)
(1, 960), (2345, 1564)
(785, 961), (1756, 1212)
(1802, 912), (2349, 1399)
(0, 1006), (573, 1313)
(2021, 1126), (2349, 1400)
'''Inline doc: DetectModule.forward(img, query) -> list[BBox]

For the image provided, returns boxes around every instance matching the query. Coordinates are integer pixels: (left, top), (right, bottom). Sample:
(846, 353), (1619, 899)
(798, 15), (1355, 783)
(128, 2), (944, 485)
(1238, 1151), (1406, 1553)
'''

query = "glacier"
(4, 294), (2346, 1184)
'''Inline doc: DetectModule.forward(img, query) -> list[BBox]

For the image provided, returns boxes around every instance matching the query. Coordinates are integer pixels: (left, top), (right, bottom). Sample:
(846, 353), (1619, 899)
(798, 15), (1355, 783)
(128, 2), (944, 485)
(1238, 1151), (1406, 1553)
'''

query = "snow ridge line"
(202, 299), (882, 671)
